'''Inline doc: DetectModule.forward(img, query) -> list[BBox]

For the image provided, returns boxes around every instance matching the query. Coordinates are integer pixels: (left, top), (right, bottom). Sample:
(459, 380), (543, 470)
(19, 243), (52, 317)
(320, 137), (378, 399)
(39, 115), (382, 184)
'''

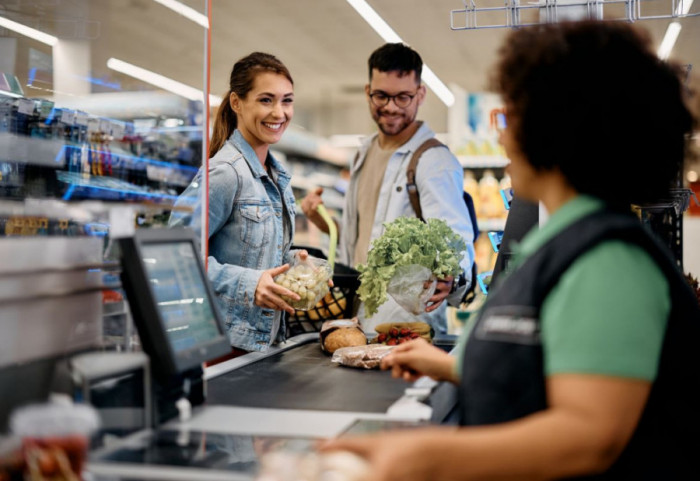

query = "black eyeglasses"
(369, 90), (418, 108)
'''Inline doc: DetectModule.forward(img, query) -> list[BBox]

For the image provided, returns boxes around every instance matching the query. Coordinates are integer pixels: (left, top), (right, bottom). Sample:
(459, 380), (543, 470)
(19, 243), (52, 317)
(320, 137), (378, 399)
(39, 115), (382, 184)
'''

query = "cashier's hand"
(255, 265), (299, 315)
(381, 338), (459, 384)
(424, 276), (454, 313)
(319, 428), (451, 481)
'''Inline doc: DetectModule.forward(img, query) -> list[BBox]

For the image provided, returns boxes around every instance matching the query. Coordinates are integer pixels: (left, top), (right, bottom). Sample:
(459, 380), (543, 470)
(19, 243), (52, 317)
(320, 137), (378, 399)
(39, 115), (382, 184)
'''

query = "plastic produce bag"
(386, 264), (437, 315)
(331, 344), (395, 369)
(275, 253), (332, 311)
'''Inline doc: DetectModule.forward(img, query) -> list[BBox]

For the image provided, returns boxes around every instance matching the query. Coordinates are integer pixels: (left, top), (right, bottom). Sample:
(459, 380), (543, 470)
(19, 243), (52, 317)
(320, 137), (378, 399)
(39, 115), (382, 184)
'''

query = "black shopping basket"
(285, 205), (360, 336)
(285, 245), (360, 337)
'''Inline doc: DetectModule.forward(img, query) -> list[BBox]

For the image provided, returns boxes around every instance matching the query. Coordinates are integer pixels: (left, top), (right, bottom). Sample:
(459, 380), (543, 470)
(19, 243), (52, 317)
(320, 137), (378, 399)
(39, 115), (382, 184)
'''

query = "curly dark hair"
(492, 21), (693, 209)
(368, 43), (422, 83)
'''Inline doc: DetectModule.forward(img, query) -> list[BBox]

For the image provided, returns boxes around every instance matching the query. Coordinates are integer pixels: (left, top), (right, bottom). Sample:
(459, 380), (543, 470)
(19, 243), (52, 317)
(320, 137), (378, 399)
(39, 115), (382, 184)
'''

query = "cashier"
(322, 21), (700, 480)
(170, 52), (304, 354)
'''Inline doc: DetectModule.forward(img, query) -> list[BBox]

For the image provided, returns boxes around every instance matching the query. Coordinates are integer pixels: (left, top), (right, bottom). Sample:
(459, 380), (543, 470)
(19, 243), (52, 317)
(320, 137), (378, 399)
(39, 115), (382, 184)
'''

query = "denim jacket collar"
(230, 130), (291, 185)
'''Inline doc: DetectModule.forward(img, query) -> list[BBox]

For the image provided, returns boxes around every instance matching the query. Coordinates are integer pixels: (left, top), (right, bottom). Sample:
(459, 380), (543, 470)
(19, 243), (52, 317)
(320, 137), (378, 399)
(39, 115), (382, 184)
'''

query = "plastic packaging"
(275, 253), (332, 310)
(374, 321), (433, 345)
(10, 402), (99, 480)
(257, 451), (370, 481)
(386, 264), (437, 315)
(331, 344), (395, 369)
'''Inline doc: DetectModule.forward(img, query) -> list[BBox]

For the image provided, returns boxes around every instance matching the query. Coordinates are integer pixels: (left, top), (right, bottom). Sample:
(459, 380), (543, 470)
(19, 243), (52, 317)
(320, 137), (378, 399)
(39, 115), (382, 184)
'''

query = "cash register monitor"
(119, 228), (231, 380)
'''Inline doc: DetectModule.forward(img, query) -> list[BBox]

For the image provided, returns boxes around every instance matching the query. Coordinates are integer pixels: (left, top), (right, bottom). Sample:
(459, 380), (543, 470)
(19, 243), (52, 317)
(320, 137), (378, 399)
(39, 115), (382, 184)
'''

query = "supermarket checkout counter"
(87, 228), (457, 481)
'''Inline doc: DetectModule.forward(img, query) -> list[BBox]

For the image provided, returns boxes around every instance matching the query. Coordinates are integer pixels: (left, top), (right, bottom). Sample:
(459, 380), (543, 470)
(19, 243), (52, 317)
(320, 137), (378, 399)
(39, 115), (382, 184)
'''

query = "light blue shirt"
(342, 122), (475, 333)
(170, 130), (297, 351)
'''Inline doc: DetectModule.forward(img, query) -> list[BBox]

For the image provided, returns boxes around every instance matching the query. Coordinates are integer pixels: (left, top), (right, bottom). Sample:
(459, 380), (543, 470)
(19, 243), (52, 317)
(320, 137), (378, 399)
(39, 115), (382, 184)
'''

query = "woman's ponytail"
(210, 92), (236, 157)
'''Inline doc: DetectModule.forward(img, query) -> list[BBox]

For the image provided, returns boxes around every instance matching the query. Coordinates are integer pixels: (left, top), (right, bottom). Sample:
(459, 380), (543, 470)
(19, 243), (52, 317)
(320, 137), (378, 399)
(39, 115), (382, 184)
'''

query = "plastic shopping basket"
(285, 205), (360, 336)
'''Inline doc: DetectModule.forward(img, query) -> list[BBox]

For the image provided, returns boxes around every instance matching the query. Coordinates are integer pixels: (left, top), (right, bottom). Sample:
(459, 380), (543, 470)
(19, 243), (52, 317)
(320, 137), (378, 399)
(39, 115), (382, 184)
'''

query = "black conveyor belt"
(206, 342), (410, 413)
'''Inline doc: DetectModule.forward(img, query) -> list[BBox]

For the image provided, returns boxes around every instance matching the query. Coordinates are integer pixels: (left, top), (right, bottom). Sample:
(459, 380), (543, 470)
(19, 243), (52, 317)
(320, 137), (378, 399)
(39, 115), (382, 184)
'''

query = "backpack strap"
(352, 150), (360, 168)
(406, 138), (447, 221)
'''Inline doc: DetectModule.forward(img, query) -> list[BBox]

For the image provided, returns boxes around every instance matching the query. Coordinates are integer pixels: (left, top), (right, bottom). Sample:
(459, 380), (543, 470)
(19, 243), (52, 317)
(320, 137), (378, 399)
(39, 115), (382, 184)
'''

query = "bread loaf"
(322, 328), (367, 354)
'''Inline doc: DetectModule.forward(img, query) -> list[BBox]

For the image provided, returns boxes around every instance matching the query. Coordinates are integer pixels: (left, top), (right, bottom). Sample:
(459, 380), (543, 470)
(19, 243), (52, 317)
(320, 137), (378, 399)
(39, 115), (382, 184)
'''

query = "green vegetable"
(357, 217), (466, 317)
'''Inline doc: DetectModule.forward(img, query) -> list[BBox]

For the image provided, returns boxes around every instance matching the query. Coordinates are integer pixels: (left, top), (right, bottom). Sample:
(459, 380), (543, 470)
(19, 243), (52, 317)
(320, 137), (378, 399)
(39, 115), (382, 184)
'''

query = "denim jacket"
(340, 122), (475, 334)
(169, 130), (296, 351)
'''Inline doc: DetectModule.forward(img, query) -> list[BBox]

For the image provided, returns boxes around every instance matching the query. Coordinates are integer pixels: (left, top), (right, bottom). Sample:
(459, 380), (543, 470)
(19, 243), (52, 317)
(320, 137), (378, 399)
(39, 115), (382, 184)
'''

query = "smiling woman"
(169, 52), (306, 357)
(230, 71), (294, 158)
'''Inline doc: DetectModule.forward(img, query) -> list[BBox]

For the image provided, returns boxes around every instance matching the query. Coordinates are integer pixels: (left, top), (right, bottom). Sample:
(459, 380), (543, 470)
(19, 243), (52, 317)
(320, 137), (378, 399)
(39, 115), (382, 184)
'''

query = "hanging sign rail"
(450, 0), (700, 30)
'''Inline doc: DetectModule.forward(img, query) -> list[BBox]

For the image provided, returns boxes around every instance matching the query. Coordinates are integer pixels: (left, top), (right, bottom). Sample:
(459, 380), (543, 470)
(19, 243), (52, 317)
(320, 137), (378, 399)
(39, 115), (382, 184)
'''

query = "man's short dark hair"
(368, 43), (422, 83)
(493, 21), (693, 209)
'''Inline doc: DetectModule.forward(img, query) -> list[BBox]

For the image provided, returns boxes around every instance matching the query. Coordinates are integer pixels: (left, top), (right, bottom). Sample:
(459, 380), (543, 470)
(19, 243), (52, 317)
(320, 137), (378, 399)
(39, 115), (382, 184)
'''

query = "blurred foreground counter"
(87, 333), (459, 481)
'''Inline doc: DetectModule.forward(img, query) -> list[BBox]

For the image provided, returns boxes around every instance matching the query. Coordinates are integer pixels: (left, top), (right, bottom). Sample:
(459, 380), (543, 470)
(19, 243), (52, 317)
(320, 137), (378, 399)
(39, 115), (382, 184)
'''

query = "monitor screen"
(119, 229), (231, 379)
(140, 242), (221, 353)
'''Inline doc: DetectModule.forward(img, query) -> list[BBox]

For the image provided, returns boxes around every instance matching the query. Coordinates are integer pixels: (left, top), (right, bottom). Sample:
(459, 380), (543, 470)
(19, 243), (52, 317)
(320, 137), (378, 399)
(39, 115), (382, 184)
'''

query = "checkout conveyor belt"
(205, 336), (409, 413)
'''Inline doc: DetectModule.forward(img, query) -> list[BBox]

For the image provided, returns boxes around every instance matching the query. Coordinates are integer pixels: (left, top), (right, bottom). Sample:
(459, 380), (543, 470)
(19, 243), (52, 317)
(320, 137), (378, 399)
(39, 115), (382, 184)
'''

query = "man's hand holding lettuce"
(357, 217), (467, 317)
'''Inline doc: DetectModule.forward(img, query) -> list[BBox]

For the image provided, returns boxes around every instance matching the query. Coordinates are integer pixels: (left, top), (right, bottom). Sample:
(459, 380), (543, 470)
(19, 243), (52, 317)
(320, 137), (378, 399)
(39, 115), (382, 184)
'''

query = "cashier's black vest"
(459, 210), (700, 480)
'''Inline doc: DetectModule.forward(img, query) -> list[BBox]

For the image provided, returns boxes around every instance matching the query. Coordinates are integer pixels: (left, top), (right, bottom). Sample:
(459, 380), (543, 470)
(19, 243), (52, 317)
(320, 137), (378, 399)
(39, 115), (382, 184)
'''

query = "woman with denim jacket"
(170, 52), (303, 354)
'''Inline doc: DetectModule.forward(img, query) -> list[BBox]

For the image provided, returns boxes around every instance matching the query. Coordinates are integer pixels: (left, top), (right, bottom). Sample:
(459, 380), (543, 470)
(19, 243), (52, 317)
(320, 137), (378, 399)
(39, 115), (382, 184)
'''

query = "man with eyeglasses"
(302, 43), (474, 334)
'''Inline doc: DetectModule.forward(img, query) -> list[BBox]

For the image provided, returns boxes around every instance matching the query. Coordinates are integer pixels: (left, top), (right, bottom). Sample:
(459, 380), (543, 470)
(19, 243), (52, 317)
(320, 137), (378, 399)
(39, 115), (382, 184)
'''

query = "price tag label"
(111, 121), (125, 140)
(87, 117), (100, 134)
(18, 99), (35, 115)
(99, 119), (111, 134)
(38, 100), (54, 119)
(109, 206), (136, 239)
(75, 111), (89, 126)
(60, 109), (76, 125)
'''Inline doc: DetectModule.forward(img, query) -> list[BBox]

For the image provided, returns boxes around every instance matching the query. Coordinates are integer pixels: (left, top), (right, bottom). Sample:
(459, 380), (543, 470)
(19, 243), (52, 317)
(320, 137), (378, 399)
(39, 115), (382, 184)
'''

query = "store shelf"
(60, 145), (198, 188)
(458, 155), (509, 168)
(56, 171), (182, 206)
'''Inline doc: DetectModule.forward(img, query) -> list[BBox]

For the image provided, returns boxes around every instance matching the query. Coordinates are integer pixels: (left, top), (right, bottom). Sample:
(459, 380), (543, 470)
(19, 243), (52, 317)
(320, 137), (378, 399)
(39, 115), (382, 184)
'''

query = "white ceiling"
(2, 0), (699, 134)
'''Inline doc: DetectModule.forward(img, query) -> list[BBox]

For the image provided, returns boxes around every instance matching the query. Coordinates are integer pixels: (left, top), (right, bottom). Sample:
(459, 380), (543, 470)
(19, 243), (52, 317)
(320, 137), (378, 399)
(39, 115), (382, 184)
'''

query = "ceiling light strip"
(106, 58), (221, 105)
(151, 0), (209, 28)
(0, 15), (58, 46)
(345, 0), (455, 107)
(657, 22), (682, 60)
(656, 0), (692, 60)
(676, 0), (694, 15)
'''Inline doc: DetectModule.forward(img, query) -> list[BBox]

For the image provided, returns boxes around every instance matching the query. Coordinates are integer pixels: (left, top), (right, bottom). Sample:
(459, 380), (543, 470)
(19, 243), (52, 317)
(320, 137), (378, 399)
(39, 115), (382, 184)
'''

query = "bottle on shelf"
(478, 169), (501, 219)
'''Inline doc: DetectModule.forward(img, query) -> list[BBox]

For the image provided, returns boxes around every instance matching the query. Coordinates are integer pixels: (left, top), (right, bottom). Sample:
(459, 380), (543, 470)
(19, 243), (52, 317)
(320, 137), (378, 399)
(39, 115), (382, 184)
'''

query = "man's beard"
(374, 111), (415, 136)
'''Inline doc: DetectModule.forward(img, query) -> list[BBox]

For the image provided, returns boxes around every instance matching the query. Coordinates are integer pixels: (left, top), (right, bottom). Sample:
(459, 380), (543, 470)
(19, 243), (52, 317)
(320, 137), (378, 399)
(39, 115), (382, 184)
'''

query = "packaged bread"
(319, 318), (367, 354)
(331, 344), (394, 369)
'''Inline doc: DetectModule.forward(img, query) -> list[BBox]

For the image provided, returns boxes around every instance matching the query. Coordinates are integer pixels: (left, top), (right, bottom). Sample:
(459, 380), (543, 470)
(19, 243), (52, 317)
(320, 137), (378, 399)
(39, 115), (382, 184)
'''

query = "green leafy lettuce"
(357, 217), (466, 317)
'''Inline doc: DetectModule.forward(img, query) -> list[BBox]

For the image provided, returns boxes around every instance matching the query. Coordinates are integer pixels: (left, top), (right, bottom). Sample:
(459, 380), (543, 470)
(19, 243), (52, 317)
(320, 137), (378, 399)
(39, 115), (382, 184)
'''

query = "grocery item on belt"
(319, 318), (367, 354)
(257, 451), (369, 481)
(331, 344), (394, 369)
(374, 321), (433, 345)
(275, 254), (332, 311)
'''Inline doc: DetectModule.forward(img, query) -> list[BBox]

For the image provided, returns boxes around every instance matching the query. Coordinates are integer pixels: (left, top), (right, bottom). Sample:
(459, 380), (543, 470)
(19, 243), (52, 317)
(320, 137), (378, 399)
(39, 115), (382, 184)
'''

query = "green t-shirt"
(455, 195), (670, 381)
